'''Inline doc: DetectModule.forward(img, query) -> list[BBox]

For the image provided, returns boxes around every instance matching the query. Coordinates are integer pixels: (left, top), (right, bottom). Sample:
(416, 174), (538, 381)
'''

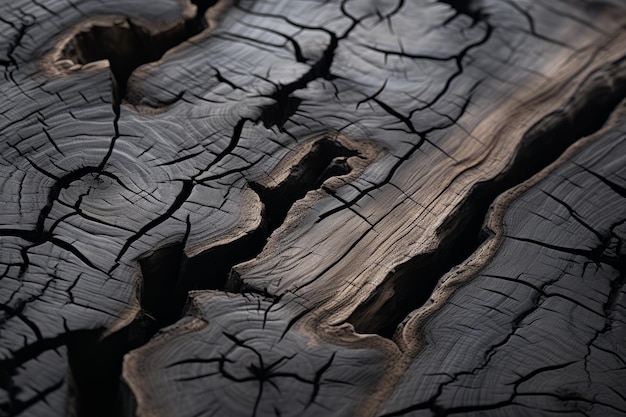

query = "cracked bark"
(1, 1), (626, 417)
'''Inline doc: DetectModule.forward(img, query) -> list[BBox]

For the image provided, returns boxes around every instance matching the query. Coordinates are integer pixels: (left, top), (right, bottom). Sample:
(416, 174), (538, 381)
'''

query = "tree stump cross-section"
(1, 1), (626, 416)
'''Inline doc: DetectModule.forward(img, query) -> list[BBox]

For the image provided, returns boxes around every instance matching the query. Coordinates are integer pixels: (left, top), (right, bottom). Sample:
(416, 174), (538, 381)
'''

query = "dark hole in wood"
(259, 96), (303, 130)
(180, 138), (359, 296)
(348, 56), (626, 340)
(250, 138), (359, 231)
(439, 0), (487, 24)
(65, 137), (360, 417)
(59, 0), (218, 109)
(67, 319), (154, 417)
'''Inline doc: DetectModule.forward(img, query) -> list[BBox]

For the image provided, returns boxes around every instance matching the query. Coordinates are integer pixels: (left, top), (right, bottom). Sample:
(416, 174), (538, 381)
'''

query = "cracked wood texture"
(1, 1), (626, 416)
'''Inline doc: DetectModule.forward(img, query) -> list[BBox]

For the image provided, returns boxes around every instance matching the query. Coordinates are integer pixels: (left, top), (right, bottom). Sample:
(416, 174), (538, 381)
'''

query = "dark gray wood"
(378, 108), (626, 417)
(1, 0), (625, 416)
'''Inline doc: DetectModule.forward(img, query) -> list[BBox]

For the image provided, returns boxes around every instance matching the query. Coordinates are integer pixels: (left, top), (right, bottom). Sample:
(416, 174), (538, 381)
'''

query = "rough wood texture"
(378, 109), (626, 417)
(1, 0), (625, 416)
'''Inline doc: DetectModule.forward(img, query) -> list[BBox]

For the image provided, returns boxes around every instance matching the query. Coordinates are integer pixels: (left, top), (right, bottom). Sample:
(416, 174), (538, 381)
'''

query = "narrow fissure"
(67, 319), (155, 417)
(66, 239), (190, 417)
(67, 137), (360, 417)
(258, 32), (339, 130)
(60, 0), (219, 108)
(348, 56), (626, 339)
(179, 138), (359, 298)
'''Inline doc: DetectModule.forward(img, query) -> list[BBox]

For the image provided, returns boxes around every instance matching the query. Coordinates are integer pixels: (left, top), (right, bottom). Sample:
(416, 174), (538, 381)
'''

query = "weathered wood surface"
(1, 0), (626, 416)
(377, 109), (626, 417)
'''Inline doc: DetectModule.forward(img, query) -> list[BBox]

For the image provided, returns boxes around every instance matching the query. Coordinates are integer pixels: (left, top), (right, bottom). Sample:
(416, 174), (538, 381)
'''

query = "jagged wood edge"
(296, 27), (626, 417)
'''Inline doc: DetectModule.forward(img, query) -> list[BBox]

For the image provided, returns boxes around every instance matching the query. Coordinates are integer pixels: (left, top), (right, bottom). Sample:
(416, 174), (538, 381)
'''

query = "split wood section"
(1, 1), (625, 417)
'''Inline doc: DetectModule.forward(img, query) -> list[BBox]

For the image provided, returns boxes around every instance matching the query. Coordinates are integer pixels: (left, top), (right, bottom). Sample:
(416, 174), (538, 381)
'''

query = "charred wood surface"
(1, 1), (626, 416)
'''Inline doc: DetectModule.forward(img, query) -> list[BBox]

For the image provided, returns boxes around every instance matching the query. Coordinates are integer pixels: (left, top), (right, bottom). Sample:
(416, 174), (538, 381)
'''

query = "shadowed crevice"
(59, 0), (220, 110)
(250, 138), (359, 231)
(180, 138), (360, 297)
(348, 56), (626, 340)
(258, 31), (339, 130)
(66, 321), (155, 417)
(142, 138), (360, 326)
(439, 0), (487, 25)
(67, 136), (364, 417)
